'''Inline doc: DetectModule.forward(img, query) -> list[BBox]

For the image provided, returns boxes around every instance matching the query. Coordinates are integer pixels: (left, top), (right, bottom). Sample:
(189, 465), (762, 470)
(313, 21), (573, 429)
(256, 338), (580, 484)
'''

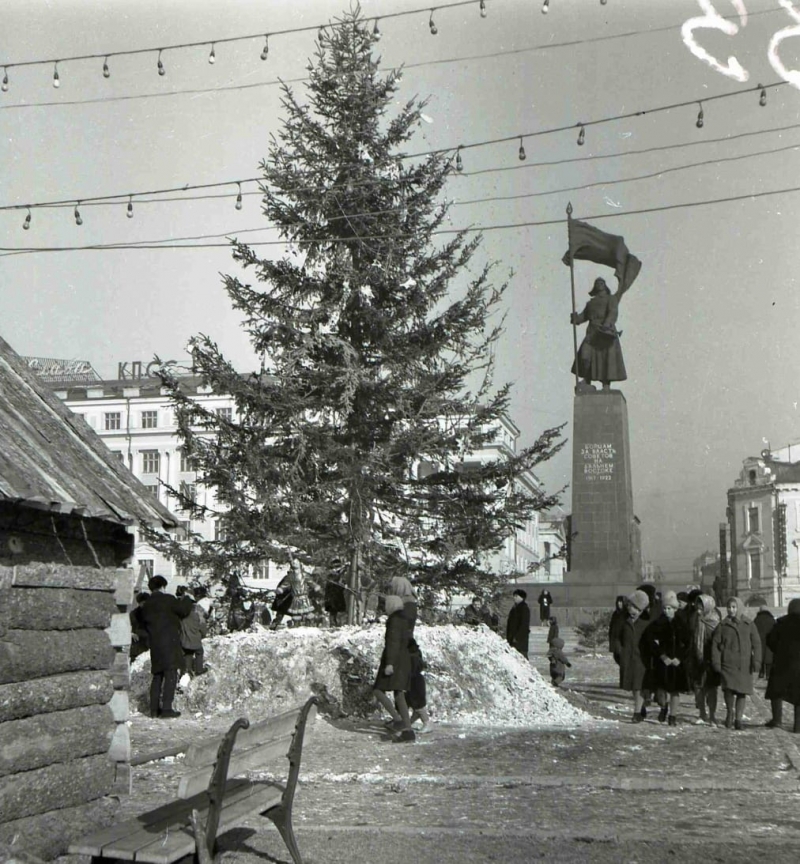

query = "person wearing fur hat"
(547, 637), (572, 687)
(711, 596), (762, 730)
(765, 598), (800, 733)
(612, 589), (651, 722)
(373, 595), (415, 742)
(506, 589), (531, 658)
(686, 594), (722, 725)
(641, 591), (690, 726)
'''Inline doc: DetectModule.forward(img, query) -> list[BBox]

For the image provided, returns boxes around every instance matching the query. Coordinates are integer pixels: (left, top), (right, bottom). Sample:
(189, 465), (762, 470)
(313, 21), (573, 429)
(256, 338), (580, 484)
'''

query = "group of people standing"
(610, 585), (800, 733)
(130, 575), (212, 719)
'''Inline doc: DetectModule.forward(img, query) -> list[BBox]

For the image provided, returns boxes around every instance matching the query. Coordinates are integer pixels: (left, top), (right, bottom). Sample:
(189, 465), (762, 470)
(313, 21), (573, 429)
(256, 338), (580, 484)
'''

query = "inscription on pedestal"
(581, 443), (616, 483)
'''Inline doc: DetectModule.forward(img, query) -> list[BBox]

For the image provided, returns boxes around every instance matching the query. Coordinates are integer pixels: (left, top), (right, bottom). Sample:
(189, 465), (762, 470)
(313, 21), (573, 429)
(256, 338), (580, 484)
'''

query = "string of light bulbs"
(4, 179), (800, 257)
(1, 6), (788, 112)
(0, 0), (519, 94)
(76, 137), (800, 232)
(1, 74), (788, 230)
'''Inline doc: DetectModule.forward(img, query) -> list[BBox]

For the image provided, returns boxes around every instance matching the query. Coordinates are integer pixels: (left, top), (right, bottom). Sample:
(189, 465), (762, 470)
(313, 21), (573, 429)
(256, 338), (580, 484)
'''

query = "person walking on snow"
(711, 597), (762, 730)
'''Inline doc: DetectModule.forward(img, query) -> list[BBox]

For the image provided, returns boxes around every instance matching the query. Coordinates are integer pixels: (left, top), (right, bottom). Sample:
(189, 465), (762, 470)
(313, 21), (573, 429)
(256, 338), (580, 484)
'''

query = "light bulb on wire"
(518, 137), (527, 161)
(127, 196), (134, 219)
(158, 50), (166, 76)
(759, 85), (767, 107)
(696, 103), (704, 128)
(480, 0), (487, 17)
(260, 35), (269, 61)
(23, 208), (31, 230)
(1, 68), (8, 92)
(542, 0), (550, 13)
(53, 62), (60, 88)
(429, 10), (438, 35)
(103, 57), (110, 78)
(577, 124), (585, 146)
(74, 203), (83, 226)
(373, 19), (381, 40)
(456, 147), (463, 172)
(235, 183), (243, 210)
(208, 43), (216, 64)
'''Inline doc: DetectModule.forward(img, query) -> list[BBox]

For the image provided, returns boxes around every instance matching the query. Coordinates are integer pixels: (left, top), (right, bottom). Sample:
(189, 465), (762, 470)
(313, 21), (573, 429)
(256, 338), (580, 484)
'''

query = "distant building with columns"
(727, 445), (800, 606)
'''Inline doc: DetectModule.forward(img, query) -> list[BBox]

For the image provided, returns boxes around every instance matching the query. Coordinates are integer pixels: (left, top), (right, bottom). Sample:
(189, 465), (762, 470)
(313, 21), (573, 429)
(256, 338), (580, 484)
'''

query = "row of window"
(113, 449), (198, 474)
(102, 406), (233, 431)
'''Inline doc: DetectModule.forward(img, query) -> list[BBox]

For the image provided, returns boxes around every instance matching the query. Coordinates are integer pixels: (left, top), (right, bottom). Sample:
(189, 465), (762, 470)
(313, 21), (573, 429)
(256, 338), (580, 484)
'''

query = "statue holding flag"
(563, 210), (642, 392)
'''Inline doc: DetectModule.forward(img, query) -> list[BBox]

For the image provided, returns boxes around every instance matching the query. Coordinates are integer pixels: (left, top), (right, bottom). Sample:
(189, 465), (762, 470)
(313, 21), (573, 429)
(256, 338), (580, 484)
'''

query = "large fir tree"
(156, 8), (564, 613)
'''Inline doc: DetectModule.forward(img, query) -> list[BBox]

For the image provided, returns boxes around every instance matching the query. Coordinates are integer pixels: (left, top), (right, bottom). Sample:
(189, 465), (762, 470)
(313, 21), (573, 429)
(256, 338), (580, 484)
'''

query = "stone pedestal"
(565, 388), (641, 605)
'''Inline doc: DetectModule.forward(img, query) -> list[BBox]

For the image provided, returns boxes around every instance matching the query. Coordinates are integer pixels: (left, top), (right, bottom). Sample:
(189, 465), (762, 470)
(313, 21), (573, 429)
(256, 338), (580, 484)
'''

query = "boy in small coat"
(547, 637), (572, 687)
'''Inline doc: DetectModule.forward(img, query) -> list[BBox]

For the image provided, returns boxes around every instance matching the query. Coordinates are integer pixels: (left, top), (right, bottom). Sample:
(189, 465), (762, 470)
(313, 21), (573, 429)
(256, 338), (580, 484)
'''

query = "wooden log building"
(0, 336), (177, 860)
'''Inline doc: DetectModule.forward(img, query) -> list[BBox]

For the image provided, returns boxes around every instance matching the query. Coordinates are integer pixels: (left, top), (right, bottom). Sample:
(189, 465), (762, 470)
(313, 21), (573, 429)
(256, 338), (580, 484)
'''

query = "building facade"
(727, 450), (800, 606)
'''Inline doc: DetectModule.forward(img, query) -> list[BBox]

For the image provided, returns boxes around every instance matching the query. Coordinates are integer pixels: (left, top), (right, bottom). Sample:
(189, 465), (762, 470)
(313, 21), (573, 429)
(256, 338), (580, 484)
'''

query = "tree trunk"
(0, 629), (114, 685)
(0, 670), (114, 723)
(0, 754), (117, 822)
(0, 703), (114, 776)
(0, 796), (119, 861)
(0, 586), (117, 633)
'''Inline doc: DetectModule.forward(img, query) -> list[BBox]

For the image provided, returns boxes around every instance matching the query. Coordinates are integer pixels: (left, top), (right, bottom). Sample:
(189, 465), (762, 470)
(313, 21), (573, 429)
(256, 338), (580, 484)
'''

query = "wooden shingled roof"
(0, 335), (177, 528)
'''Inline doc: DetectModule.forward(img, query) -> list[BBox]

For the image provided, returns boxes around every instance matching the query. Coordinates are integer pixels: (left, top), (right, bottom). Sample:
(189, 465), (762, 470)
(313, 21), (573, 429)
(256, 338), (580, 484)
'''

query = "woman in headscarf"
(387, 574), (418, 634)
(608, 595), (626, 665)
(711, 596), (762, 730)
(764, 598), (800, 733)
(373, 595), (414, 742)
(687, 594), (722, 725)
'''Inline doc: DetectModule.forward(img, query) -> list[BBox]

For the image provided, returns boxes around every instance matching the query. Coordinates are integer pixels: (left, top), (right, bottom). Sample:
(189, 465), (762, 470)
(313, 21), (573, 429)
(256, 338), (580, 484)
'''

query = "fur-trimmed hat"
(663, 591), (680, 610)
(627, 590), (649, 612)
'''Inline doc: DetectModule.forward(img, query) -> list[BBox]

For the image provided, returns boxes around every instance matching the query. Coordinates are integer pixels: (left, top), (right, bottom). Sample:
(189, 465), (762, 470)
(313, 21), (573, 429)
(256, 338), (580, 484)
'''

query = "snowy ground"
(131, 623), (590, 728)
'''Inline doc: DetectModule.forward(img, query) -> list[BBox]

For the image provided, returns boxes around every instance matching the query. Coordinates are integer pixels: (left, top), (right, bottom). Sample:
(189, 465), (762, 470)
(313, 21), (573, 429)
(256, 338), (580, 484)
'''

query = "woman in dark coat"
(537, 589), (553, 625)
(641, 591), (690, 726)
(608, 595), (626, 663)
(507, 589), (531, 658)
(765, 598), (800, 732)
(373, 595), (414, 741)
(754, 607), (776, 678)
(711, 597), (762, 730)
(139, 575), (194, 718)
(612, 589), (651, 722)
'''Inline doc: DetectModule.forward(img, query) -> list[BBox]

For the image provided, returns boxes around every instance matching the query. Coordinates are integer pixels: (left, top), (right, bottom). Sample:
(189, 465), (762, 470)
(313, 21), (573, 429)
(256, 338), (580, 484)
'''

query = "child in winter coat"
(641, 591), (689, 726)
(547, 616), (560, 647)
(407, 638), (432, 732)
(711, 596), (762, 730)
(547, 637), (572, 687)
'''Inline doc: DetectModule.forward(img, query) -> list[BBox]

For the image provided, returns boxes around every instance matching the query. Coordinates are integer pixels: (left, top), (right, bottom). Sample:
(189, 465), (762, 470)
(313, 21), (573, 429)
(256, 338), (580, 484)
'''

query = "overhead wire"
(0, 77), (789, 215)
(4, 178), (800, 256)
(0, 2), (787, 110)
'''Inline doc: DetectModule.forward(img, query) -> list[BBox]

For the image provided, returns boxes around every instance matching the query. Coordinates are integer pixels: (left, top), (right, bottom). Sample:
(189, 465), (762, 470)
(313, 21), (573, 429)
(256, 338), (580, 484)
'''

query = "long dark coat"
(765, 611), (800, 705)
(641, 614), (690, 694)
(608, 601), (626, 658)
(754, 610), (776, 673)
(139, 591), (194, 673)
(613, 615), (650, 691)
(711, 616), (762, 695)
(571, 292), (627, 383)
(506, 600), (531, 658)
(373, 610), (411, 692)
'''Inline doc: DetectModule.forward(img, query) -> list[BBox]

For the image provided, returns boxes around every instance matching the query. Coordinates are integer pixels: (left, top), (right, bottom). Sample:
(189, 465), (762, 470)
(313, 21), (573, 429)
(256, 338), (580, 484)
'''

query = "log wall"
(0, 563), (134, 860)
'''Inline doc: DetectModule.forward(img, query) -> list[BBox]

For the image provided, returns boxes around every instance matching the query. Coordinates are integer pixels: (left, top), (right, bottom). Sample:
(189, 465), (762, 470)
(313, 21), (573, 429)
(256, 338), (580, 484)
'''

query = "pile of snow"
(131, 623), (589, 728)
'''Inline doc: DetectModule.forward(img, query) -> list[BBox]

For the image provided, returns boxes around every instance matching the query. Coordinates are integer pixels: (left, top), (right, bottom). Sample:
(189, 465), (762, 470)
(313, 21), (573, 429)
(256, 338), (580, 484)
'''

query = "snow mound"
(131, 623), (589, 728)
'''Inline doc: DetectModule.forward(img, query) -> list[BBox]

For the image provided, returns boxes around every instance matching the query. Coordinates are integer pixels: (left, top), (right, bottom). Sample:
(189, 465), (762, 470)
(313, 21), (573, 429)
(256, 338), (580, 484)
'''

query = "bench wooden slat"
(132, 783), (282, 864)
(67, 779), (252, 856)
(178, 736), (292, 799)
(184, 706), (309, 768)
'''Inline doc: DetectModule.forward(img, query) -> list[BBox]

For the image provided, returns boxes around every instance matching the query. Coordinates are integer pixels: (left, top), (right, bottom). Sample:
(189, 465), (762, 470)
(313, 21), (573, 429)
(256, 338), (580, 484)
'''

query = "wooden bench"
(68, 696), (318, 864)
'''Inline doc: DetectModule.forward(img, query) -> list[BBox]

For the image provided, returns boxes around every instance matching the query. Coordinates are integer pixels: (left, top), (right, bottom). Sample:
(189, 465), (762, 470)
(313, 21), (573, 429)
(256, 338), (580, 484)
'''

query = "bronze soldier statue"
(570, 276), (627, 391)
